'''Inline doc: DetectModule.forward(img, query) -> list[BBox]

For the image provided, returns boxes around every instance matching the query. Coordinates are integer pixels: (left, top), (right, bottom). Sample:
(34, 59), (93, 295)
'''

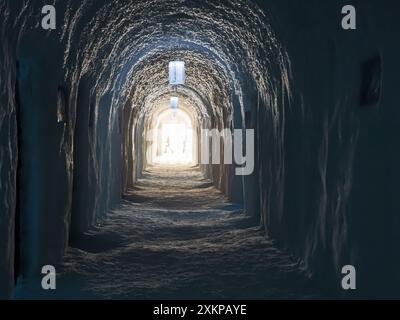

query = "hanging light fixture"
(170, 96), (179, 109)
(169, 61), (185, 85)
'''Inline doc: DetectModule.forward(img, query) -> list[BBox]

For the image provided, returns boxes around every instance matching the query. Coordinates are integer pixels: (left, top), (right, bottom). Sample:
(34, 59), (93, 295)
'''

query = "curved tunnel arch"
(1, 0), (314, 298)
(144, 103), (197, 166)
(2, 0), (399, 300)
(54, 0), (290, 220)
(10, 0), (291, 279)
(60, 0), (289, 127)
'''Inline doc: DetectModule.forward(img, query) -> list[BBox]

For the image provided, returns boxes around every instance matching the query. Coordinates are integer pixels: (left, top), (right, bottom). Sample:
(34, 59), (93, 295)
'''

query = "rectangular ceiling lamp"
(169, 61), (185, 85)
(170, 97), (179, 109)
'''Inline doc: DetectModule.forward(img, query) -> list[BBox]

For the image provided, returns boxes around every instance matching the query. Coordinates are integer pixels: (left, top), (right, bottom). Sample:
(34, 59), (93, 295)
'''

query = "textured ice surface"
(15, 166), (320, 299)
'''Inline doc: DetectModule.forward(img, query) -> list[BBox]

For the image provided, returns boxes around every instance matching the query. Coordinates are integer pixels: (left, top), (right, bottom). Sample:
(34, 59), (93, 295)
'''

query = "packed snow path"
(16, 166), (321, 299)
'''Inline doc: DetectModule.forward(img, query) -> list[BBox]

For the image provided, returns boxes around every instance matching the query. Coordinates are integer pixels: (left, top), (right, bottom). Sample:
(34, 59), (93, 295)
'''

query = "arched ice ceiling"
(54, 0), (291, 124)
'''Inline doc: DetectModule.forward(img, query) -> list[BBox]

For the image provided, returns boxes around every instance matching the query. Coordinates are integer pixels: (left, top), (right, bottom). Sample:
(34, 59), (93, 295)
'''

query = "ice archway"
(0, 0), (399, 299)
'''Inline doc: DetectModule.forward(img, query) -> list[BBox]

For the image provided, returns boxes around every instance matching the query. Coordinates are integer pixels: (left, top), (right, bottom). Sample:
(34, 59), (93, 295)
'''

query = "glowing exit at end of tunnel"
(145, 108), (255, 175)
(146, 107), (195, 165)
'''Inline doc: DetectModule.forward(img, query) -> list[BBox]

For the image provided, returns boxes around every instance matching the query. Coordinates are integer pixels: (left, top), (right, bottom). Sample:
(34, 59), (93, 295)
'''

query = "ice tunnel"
(1, 0), (400, 299)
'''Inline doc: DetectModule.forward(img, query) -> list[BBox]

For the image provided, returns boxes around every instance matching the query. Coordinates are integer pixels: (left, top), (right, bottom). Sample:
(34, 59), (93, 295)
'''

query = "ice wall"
(0, 0), (286, 298)
(0, 1), (18, 298)
(256, 0), (400, 296)
(1, 0), (400, 299)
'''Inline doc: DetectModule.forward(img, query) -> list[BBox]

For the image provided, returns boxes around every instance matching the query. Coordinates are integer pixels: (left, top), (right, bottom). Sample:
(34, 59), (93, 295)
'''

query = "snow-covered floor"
(15, 165), (321, 299)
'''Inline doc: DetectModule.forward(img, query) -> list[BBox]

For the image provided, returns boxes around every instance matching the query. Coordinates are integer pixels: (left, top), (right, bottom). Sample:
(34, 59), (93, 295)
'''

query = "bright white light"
(169, 61), (185, 85)
(151, 109), (194, 165)
(170, 97), (179, 109)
